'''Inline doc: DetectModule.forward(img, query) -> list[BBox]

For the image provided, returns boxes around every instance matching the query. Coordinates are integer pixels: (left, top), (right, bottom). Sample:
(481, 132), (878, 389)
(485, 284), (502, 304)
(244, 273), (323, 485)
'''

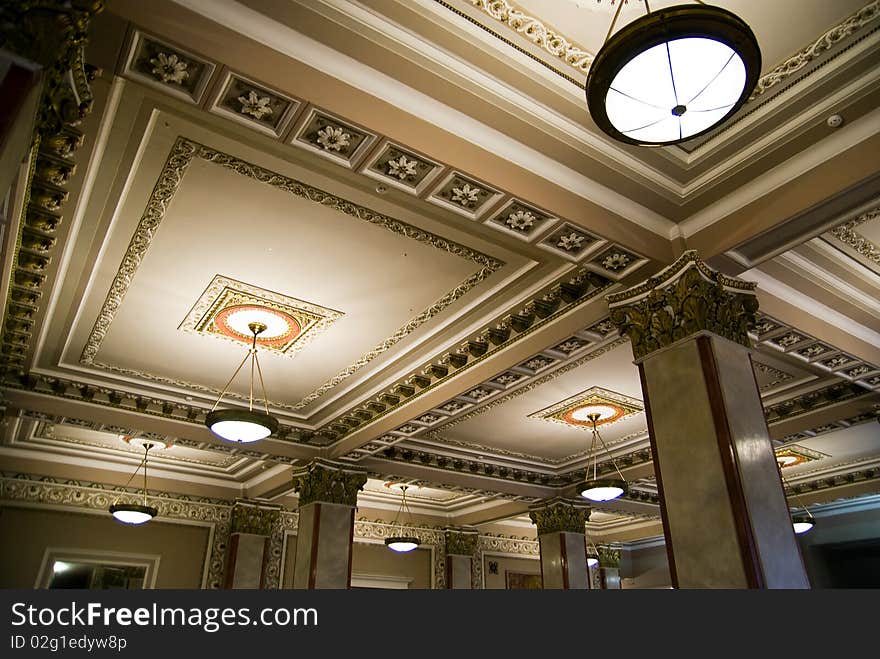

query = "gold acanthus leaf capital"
(529, 498), (590, 535)
(292, 460), (367, 508)
(606, 250), (758, 361)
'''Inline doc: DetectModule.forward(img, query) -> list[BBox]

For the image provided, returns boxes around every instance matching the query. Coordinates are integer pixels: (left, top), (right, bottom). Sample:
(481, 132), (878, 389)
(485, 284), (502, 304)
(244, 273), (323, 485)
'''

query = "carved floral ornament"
(606, 250), (759, 361)
(529, 498), (591, 535)
(445, 529), (479, 556)
(292, 461), (367, 507)
(231, 502), (281, 536)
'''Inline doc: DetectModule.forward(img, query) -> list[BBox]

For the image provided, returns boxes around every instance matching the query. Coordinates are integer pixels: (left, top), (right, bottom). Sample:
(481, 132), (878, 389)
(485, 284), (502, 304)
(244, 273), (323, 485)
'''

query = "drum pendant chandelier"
(205, 321), (278, 443)
(585, 1), (761, 146)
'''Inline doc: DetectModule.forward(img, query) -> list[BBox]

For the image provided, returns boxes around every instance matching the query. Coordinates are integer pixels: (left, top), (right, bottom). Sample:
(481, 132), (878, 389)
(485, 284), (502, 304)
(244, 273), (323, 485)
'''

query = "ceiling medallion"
(180, 275), (343, 357)
(585, 3), (761, 146)
(529, 386), (642, 430)
(213, 304), (300, 348)
(774, 445), (826, 469)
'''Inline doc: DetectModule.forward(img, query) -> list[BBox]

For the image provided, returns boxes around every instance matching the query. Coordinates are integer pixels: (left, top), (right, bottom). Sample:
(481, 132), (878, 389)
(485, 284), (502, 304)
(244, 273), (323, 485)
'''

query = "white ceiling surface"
(431, 341), (646, 461)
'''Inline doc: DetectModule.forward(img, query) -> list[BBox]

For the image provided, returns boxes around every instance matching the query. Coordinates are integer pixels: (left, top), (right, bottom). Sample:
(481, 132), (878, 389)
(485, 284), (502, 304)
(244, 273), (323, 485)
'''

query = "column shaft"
(293, 502), (355, 589)
(607, 251), (809, 588)
(538, 531), (588, 589)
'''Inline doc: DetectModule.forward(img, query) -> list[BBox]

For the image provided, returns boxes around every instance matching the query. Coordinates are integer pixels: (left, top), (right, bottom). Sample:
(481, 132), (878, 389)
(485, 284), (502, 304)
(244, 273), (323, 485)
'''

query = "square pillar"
(608, 251), (809, 589)
(444, 527), (478, 589)
(223, 501), (280, 589)
(529, 498), (590, 589)
(291, 460), (366, 589)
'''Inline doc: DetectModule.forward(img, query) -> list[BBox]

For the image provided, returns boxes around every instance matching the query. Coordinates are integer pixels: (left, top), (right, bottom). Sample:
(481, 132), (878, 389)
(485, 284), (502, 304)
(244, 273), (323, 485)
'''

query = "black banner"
(0, 588), (872, 656)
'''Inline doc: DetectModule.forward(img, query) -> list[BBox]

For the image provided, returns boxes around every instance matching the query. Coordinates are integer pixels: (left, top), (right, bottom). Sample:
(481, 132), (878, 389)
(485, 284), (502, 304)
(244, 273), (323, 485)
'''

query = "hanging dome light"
(586, 535), (600, 568)
(580, 478), (628, 502)
(791, 513), (815, 535)
(109, 440), (160, 525)
(586, 2), (761, 146)
(385, 485), (420, 553)
(205, 321), (279, 443)
(578, 412), (628, 502)
(109, 504), (157, 525)
(776, 456), (817, 535)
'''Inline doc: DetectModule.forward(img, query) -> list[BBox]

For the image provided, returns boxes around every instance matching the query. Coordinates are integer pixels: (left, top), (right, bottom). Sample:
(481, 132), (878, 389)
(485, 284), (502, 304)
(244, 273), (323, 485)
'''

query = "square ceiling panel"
(72, 119), (504, 415)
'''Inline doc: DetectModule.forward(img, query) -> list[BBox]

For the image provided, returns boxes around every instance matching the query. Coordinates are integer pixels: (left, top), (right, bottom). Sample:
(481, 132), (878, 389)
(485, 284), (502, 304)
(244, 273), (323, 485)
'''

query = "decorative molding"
(537, 222), (605, 263)
(775, 444), (828, 469)
(178, 274), (343, 357)
(828, 207), (880, 265)
(464, 0), (593, 75)
(750, 1), (880, 100)
(0, 0), (103, 374)
(353, 517), (447, 588)
(291, 107), (377, 169)
(529, 497), (590, 535)
(751, 312), (880, 389)
(478, 533), (539, 556)
(0, 472), (547, 590)
(208, 71), (300, 138)
(121, 31), (216, 104)
(607, 250), (758, 360)
(764, 382), (872, 424)
(528, 385), (643, 430)
(78, 137), (502, 410)
(334, 273), (614, 450)
(753, 360), (796, 392)
(425, 335), (628, 436)
(291, 460), (367, 507)
(597, 546), (621, 568)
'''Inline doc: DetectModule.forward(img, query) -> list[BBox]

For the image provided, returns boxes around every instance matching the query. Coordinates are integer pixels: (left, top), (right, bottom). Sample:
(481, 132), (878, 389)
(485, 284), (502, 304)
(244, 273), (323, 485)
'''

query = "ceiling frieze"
(0, 0), (103, 375)
(323, 271), (616, 447)
(827, 206), (880, 266)
(752, 311), (880, 391)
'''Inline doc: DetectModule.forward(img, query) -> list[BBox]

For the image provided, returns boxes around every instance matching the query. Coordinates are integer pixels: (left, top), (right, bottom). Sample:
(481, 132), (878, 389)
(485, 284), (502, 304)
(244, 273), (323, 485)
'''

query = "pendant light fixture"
(585, 1), (761, 146)
(586, 534), (600, 568)
(109, 439), (160, 525)
(205, 321), (278, 443)
(777, 458), (816, 535)
(385, 485), (419, 553)
(579, 412), (628, 502)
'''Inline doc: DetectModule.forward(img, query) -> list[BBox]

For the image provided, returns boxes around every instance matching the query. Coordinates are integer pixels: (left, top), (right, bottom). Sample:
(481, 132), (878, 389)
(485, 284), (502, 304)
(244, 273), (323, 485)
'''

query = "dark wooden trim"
(697, 335), (764, 588)
(307, 503), (322, 589)
(537, 536), (546, 589)
(258, 536), (269, 589)
(223, 532), (240, 589)
(346, 506), (355, 589)
(559, 532), (569, 590)
(637, 363), (678, 588)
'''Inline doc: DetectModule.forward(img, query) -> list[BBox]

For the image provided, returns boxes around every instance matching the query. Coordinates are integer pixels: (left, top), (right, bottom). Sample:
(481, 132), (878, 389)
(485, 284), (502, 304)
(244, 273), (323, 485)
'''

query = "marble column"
(607, 250), (809, 589)
(529, 498), (590, 589)
(291, 460), (366, 589)
(589, 547), (621, 590)
(444, 528), (478, 589)
(223, 501), (280, 589)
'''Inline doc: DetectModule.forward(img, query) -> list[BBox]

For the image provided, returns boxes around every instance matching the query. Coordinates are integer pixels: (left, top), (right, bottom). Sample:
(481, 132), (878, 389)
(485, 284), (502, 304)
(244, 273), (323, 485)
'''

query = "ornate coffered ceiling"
(1, 0), (879, 543)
